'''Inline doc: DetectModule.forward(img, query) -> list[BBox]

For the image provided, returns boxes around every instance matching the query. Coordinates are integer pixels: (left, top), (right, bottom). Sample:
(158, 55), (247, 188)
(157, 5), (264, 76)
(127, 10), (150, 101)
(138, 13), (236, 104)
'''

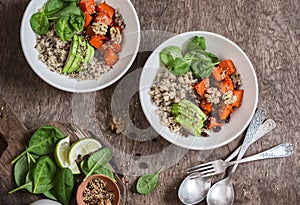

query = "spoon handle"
(230, 143), (296, 165)
(231, 108), (266, 173)
(224, 119), (276, 163)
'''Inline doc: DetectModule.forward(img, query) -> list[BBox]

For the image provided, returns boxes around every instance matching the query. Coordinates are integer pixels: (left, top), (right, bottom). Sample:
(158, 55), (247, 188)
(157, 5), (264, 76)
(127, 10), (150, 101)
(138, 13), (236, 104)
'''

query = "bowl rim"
(20, 0), (141, 93)
(76, 174), (121, 205)
(139, 31), (258, 150)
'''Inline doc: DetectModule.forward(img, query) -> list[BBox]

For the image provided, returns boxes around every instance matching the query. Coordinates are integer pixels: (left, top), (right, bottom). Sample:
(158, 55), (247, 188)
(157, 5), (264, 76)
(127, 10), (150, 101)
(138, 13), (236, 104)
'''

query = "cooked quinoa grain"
(149, 69), (199, 135)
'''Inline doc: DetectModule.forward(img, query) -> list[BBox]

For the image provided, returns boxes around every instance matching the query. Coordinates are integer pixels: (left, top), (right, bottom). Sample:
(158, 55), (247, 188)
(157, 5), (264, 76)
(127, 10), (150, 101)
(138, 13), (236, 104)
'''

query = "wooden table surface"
(0, 0), (300, 204)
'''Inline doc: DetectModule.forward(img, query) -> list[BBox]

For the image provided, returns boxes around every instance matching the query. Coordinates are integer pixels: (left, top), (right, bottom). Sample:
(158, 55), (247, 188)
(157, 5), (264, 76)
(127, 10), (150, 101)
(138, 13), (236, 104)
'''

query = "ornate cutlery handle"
(231, 143), (296, 165)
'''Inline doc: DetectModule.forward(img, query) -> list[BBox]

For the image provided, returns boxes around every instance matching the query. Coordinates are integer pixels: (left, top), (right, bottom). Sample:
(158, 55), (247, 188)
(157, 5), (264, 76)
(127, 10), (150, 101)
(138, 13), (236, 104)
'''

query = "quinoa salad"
(31, 0), (126, 80)
(149, 36), (244, 137)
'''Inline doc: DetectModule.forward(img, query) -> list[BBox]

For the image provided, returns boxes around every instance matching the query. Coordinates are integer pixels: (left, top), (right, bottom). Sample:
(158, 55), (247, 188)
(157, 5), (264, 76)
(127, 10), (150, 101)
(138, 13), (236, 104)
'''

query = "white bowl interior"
(139, 31), (258, 150)
(20, 0), (140, 92)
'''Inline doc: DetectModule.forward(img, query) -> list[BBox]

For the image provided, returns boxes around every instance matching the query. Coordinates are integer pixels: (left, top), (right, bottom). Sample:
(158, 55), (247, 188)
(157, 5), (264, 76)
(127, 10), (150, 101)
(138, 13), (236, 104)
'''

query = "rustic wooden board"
(0, 97), (127, 205)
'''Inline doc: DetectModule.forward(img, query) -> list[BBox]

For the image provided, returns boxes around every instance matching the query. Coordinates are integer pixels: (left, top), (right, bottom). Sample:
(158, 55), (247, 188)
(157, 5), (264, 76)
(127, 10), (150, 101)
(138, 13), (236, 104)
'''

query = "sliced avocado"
(67, 37), (87, 73)
(63, 35), (80, 74)
(83, 42), (95, 63)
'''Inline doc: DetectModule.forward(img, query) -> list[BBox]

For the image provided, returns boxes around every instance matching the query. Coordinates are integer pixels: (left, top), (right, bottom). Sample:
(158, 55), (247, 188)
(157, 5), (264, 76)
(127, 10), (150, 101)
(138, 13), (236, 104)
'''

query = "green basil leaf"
(30, 12), (49, 35)
(52, 168), (74, 205)
(32, 156), (57, 194)
(11, 126), (65, 164)
(83, 148), (114, 181)
(160, 46), (183, 66)
(186, 36), (206, 52)
(136, 169), (162, 194)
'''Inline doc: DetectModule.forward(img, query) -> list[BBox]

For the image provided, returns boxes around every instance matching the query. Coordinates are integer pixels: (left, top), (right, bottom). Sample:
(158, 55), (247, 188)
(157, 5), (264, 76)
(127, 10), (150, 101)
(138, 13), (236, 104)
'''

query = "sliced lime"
(68, 138), (102, 174)
(54, 136), (70, 168)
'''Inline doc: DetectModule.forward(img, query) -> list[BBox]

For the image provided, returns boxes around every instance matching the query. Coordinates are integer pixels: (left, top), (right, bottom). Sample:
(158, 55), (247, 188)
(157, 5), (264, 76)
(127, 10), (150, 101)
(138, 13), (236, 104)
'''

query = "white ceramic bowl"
(21, 0), (140, 93)
(139, 31), (258, 150)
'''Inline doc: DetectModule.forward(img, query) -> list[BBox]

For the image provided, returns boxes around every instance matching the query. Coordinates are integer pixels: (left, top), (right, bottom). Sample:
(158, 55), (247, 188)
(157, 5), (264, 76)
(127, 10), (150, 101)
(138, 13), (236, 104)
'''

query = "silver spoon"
(178, 109), (271, 204)
(206, 143), (296, 205)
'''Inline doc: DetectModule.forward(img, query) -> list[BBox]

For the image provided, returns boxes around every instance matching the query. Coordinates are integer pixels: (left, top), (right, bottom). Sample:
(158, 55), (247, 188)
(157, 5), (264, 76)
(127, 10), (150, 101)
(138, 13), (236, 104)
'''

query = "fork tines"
(187, 161), (215, 174)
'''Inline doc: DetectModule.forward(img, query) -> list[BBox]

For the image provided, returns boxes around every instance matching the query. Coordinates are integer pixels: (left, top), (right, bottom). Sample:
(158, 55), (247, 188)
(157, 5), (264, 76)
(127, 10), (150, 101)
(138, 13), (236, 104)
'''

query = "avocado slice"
(63, 35), (80, 74)
(83, 42), (95, 63)
(67, 37), (87, 73)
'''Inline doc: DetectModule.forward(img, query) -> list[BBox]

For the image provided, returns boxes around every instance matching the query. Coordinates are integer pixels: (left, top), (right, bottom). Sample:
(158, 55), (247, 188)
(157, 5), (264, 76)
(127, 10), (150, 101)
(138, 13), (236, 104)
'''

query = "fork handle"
(230, 143), (295, 166)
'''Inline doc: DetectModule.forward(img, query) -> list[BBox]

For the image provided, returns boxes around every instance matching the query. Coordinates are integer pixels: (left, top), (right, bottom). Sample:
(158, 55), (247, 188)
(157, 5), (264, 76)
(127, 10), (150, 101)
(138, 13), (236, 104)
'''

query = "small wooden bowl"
(77, 174), (120, 205)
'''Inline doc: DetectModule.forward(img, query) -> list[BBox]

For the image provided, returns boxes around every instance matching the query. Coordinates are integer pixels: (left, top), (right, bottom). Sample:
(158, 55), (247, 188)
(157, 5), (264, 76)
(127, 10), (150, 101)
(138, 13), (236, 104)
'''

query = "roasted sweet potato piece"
(212, 66), (225, 81)
(89, 35), (107, 49)
(195, 78), (209, 99)
(94, 11), (114, 26)
(84, 12), (93, 28)
(104, 47), (119, 67)
(96, 2), (115, 19)
(218, 103), (233, 120)
(233, 90), (244, 108)
(111, 43), (122, 53)
(218, 77), (234, 93)
(80, 0), (96, 15)
(199, 100), (212, 115)
(207, 117), (224, 129)
(219, 59), (236, 75)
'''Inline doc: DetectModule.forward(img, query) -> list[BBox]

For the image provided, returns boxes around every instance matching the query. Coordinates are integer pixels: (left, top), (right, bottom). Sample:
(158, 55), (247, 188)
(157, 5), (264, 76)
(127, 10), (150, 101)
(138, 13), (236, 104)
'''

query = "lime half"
(68, 138), (102, 174)
(54, 136), (71, 168)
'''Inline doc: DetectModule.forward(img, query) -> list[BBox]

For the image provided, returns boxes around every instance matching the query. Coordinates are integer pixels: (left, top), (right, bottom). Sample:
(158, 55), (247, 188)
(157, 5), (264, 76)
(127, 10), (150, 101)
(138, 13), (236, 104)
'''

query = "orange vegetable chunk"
(199, 100), (212, 115)
(194, 78), (209, 99)
(218, 103), (233, 120)
(96, 2), (115, 19)
(212, 66), (225, 81)
(233, 90), (244, 108)
(89, 35), (107, 49)
(218, 77), (234, 93)
(95, 11), (114, 26)
(84, 12), (93, 28)
(207, 117), (224, 129)
(80, 0), (96, 15)
(111, 43), (122, 53)
(219, 59), (236, 75)
(104, 48), (119, 67)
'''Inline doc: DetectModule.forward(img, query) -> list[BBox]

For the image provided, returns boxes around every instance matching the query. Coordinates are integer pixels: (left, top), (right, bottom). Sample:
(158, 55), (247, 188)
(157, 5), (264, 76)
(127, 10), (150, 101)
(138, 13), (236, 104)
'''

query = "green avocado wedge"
(62, 35), (80, 74)
(83, 43), (95, 63)
(67, 38), (87, 73)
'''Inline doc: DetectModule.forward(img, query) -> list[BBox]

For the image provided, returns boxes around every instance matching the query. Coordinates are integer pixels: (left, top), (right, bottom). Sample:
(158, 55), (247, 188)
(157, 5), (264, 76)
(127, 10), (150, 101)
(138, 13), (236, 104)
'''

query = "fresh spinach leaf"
(136, 169), (162, 194)
(80, 159), (116, 182)
(160, 46), (183, 66)
(186, 36), (206, 52)
(205, 51), (219, 63)
(169, 57), (190, 76)
(32, 156), (57, 194)
(11, 126), (65, 164)
(83, 148), (114, 181)
(47, 2), (82, 20)
(9, 172), (33, 194)
(52, 168), (74, 205)
(69, 14), (84, 32)
(44, 0), (67, 16)
(43, 190), (58, 201)
(56, 16), (74, 41)
(14, 153), (38, 186)
(30, 12), (49, 35)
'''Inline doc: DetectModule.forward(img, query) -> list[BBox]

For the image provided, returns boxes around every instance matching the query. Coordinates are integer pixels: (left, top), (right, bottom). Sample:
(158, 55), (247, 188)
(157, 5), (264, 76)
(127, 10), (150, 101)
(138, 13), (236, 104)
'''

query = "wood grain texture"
(0, 0), (300, 204)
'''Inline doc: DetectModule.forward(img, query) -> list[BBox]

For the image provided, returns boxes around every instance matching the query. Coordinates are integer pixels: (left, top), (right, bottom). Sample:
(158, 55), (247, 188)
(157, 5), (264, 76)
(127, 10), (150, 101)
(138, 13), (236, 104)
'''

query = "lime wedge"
(54, 136), (71, 168)
(68, 138), (102, 174)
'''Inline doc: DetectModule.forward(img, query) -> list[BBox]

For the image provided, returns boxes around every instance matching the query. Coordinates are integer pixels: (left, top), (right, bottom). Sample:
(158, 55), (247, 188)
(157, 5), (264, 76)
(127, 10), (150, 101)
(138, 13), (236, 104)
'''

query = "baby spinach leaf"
(11, 126), (65, 164)
(9, 172), (33, 194)
(56, 16), (74, 41)
(83, 148), (114, 181)
(69, 14), (84, 32)
(169, 57), (190, 76)
(47, 2), (82, 20)
(80, 159), (116, 181)
(205, 51), (219, 63)
(43, 190), (58, 201)
(186, 36), (206, 52)
(52, 168), (74, 205)
(30, 12), (49, 35)
(44, 0), (67, 16)
(14, 153), (38, 186)
(136, 169), (162, 194)
(160, 46), (183, 66)
(32, 156), (57, 194)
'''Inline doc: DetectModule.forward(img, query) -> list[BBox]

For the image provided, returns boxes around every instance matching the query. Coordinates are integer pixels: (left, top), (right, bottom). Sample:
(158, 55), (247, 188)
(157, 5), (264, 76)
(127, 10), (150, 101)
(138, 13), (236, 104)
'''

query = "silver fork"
(187, 143), (295, 178)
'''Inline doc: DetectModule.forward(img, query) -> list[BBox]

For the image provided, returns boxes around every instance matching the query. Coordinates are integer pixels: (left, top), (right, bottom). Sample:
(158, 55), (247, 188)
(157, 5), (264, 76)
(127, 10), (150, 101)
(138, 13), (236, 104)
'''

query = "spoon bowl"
(178, 174), (212, 204)
(206, 177), (234, 205)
